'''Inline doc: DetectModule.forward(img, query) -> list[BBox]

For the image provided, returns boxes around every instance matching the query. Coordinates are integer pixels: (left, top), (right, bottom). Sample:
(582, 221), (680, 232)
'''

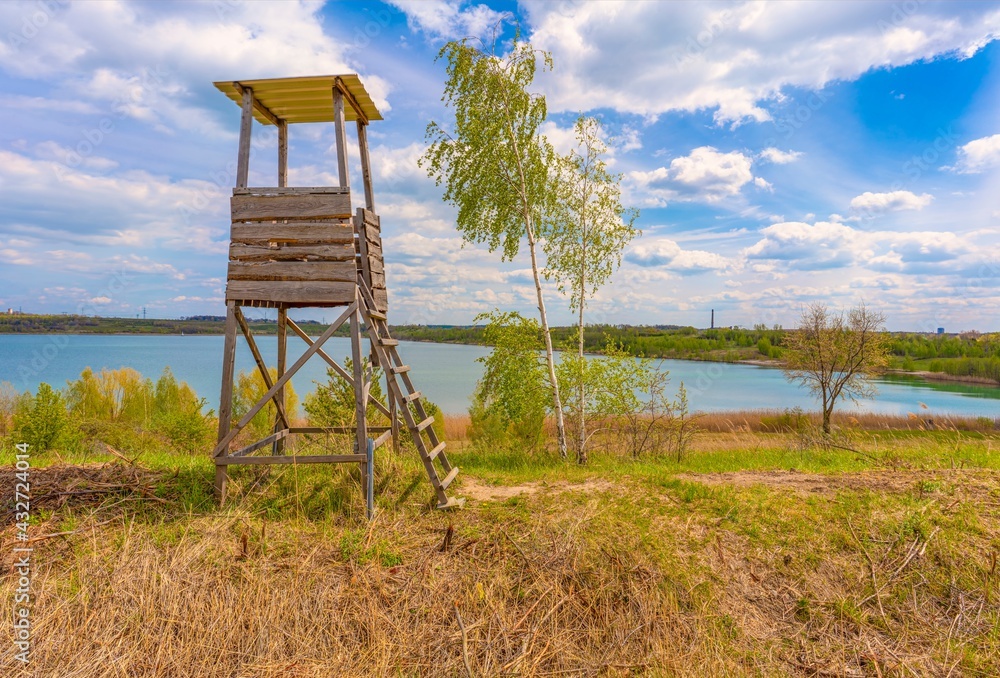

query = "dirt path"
(676, 468), (1000, 500)
(459, 476), (614, 502)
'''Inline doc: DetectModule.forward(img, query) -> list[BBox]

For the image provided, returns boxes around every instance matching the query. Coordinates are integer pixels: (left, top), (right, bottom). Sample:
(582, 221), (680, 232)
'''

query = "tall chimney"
(711, 309), (714, 329)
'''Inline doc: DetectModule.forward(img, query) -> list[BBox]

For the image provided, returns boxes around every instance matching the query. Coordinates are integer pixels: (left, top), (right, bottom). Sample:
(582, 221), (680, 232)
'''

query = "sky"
(2, 0), (1000, 332)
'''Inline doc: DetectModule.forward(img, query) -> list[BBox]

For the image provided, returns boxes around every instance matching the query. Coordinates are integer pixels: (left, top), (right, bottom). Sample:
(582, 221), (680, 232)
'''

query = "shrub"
(150, 368), (214, 452)
(12, 382), (67, 452)
(304, 357), (384, 429)
(303, 358), (443, 447)
(63, 367), (212, 453)
(233, 367), (299, 440)
(66, 367), (154, 425)
(666, 382), (700, 462)
(0, 381), (18, 438)
(468, 311), (549, 451)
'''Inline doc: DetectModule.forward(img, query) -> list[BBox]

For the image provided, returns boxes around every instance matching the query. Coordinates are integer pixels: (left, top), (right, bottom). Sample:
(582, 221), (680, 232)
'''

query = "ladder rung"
(379, 338), (399, 346)
(415, 416), (434, 432)
(427, 442), (445, 461)
(390, 365), (410, 374)
(403, 391), (421, 403)
(436, 496), (465, 510)
(368, 310), (387, 320)
(439, 467), (459, 491)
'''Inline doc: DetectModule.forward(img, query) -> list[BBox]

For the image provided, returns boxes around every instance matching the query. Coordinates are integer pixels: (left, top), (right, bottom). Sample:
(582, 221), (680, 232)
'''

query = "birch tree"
(421, 36), (570, 456)
(546, 116), (638, 462)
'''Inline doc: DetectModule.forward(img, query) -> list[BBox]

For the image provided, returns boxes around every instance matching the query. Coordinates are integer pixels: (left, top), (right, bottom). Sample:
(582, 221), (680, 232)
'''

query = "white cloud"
(388, 1), (507, 41)
(0, 95), (100, 114)
(628, 146), (755, 205)
(523, 1), (1000, 125)
(626, 238), (731, 273)
(0, 149), (230, 260)
(758, 147), (802, 164)
(954, 133), (1000, 173)
(0, 0), (391, 131)
(618, 125), (642, 153)
(744, 221), (861, 269)
(743, 220), (970, 273)
(850, 190), (933, 213)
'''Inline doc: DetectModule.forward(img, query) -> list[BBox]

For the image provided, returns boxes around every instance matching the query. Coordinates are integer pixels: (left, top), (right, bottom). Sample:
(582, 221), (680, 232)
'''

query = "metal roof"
(213, 74), (382, 124)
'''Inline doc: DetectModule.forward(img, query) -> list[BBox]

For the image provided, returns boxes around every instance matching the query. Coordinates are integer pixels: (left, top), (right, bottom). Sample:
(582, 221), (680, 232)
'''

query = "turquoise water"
(1, 334), (998, 417)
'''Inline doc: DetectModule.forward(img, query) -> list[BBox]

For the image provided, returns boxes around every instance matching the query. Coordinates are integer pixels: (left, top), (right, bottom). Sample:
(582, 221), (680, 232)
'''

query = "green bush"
(468, 311), (549, 451)
(67, 367), (154, 425)
(63, 367), (212, 453)
(0, 381), (17, 438)
(12, 382), (68, 452)
(150, 368), (214, 452)
(233, 367), (299, 440)
(304, 357), (445, 444)
(304, 357), (384, 429)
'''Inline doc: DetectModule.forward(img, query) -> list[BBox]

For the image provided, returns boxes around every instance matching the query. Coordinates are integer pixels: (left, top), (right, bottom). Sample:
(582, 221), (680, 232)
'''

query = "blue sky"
(2, 0), (1000, 331)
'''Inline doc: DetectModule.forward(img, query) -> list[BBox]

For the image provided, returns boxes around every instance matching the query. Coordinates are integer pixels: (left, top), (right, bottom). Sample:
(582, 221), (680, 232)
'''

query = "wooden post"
(236, 87), (254, 189)
(366, 437), (374, 519)
(277, 120), (288, 188)
(332, 88), (350, 190)
(215, 301), (239, 501)
(357, 120), (374, 212)
(273, 305), (287, 455)
(351, 297), (369, 514)
(389, 373), (400, 453)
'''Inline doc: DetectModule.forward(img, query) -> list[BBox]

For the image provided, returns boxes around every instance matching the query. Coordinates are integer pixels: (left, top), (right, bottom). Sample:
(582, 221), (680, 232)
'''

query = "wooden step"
(379, 338), (399, 346)
(390, 365), (410, 374)
(415, 416), (434, 432)
(439, 467), (459, 491)
(402, 390), (421, 403)
(427, 442), (445, 461)
(436, 496), (465, 510)
(368, 309), (387, 320)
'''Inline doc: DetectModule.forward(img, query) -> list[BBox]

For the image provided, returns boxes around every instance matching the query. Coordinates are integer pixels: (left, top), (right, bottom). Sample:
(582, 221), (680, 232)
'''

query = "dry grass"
(443, 414), (471, 442)
(0, 472), (705, 676)
(1, 426), (999, 676)
(446, 410), (998, 442)
(693, 409), (998, 433)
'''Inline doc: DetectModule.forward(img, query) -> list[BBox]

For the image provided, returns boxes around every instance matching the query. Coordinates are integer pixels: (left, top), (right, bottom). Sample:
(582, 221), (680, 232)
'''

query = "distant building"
(937, 327), (945, 334)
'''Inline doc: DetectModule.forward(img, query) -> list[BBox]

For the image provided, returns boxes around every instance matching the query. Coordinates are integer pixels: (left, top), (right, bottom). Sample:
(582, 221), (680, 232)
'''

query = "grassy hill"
(1, 412), (998, 675)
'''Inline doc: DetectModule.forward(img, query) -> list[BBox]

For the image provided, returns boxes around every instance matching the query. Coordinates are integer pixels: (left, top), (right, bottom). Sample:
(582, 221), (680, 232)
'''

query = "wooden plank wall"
(227, 188), (358, 307)
(355, 208), (388, 313)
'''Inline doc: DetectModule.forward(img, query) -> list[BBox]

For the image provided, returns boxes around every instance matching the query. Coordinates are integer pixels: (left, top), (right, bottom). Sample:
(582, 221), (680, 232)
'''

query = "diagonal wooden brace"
(214, 301), (356, 457)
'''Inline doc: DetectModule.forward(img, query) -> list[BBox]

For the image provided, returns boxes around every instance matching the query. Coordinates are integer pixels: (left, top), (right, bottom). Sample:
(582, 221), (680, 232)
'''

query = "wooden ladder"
(357, 284), (464, 509)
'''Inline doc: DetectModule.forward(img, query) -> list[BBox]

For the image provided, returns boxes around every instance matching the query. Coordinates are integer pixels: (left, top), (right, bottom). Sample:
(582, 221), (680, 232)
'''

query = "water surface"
(1, 334), (998, 417)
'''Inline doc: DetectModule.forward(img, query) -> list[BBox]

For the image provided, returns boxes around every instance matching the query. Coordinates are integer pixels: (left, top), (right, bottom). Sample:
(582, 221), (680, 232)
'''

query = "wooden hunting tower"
(211, 75), (462, 515)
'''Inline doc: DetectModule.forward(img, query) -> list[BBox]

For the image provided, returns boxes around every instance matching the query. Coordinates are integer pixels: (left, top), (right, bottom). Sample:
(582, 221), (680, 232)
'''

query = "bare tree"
(782, 303), (889, 435)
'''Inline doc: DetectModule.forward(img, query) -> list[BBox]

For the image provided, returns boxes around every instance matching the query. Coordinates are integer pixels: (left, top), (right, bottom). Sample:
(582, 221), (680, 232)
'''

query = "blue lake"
(1, 334), (998, 417)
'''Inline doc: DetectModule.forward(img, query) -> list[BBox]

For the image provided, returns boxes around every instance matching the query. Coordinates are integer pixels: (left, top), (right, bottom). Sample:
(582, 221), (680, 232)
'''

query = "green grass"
(449, 428), (1000, 487)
